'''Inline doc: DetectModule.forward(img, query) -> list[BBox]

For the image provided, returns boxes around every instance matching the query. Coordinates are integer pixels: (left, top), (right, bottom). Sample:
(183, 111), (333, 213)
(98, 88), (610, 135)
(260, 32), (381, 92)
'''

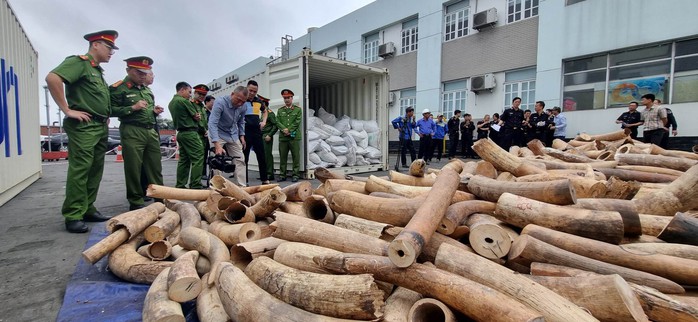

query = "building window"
(561, 39), (698, 111)
(337, 44), (347, 61)
(672, 38), (698, 103)
(507, 0), (539, 24)
(442, 80), (467, 118)
(504, 81), (536, 111)
(401, 19), (418, 54)
(399, 88), (417, 115)
(364, 33), (380, 64)
(444, 1), (469, 42)
(566, 0), (586, 5)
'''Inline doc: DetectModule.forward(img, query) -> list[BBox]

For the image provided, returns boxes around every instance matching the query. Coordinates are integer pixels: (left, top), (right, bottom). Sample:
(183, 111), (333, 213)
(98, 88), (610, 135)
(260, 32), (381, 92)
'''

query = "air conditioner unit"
(473, 8), (498, 30)
(470, 74), (496, 92)
(378, 42), (395, 58)
(388, 92), (396, 105)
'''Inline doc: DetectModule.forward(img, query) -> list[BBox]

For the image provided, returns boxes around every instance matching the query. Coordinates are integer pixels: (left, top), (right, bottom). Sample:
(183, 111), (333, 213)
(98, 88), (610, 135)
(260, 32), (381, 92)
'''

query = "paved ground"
(0, 152), (460, 321)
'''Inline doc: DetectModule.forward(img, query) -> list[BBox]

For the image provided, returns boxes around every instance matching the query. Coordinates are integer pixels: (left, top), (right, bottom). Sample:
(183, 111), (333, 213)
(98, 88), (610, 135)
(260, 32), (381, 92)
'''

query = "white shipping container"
(0, 0), (41, 206)
(267, 50), (389, 178)
(209, 50), (390, 179)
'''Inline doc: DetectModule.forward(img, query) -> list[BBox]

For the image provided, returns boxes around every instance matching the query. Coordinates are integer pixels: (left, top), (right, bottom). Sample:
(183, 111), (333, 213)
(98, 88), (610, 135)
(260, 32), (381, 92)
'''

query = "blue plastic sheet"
(56, 222), (198, 322)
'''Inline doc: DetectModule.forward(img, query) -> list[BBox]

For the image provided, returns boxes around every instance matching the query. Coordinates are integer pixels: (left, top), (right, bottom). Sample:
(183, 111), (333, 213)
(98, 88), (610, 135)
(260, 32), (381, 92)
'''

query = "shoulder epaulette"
(78, 55), (89, 61)
(111, 80), (123, 88)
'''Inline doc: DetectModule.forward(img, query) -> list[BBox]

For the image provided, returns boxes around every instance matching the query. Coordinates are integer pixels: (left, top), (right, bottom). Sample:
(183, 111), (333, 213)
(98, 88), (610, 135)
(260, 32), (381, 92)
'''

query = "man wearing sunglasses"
(45, 30), (119, 233)
(110, 56), (163, 211)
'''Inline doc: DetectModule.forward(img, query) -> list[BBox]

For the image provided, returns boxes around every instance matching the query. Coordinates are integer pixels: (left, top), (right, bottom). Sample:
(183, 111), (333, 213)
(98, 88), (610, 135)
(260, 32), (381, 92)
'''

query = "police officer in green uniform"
(110, 56), (164, 210)
(45, 30), (119, 233)
(191, 84), (210, 179)
(262, 104), (279, 181)
(276, 89), (302, 182)
(168, 82), (205, 189)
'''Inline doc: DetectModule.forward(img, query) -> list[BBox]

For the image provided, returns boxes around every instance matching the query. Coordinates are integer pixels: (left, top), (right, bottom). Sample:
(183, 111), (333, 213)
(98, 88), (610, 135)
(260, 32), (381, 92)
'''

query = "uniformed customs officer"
(110, 56), (163, 210)
(45, 30), (119, 233)
(276, 89), (302, 182)
(499, 97), (526, 151)
(191, 84), (210, 179)
(168, 82), (205, 189)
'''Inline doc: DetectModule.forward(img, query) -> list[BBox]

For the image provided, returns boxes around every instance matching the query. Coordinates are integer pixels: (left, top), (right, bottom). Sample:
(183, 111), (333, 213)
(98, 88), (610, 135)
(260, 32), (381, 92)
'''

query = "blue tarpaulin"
(56, 222), (197, 322)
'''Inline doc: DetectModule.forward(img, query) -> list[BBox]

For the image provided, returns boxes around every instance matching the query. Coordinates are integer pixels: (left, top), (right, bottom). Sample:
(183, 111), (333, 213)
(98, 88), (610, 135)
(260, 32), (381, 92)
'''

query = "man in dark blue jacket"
(391, 107), (416, 168)
(433, 114), (448, 162)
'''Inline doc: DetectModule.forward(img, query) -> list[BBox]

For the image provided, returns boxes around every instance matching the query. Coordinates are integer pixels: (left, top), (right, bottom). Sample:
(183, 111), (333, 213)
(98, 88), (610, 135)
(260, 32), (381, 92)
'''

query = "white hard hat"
(422, 108), (430, 115)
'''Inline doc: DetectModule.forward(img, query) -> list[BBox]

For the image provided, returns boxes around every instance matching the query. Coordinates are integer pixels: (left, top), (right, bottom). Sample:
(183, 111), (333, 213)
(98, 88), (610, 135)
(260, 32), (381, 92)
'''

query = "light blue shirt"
(553, 113), (567, 137)
(416, 118), (436, 136)
(209, 96), (246, 143)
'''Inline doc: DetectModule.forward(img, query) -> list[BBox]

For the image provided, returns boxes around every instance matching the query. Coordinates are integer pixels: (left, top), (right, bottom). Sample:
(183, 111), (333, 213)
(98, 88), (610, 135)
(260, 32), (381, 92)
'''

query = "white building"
(214, 0), (698, 147)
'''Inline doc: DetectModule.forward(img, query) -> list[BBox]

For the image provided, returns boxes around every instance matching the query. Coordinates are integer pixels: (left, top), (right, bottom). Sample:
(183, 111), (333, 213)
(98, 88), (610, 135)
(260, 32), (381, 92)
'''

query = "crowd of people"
(46, 30), (303, 233)
(392, 97), (567, 166)
(393, 94), (678, 167)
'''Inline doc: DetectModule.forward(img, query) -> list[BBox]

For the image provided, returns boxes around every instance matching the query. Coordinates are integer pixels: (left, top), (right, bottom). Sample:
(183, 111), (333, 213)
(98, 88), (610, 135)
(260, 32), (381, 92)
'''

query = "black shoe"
(402, 165), (409, 168)
(83, 210), (112, 222)
(129, 204), (145, 211)
(143, 196), (153, 202)
(201, 175), (208, 181)
(291, 177), (298, 182)
(277, 177), (287, 182)
(268, 176), (275, 181)
(65, 220), (88, 233)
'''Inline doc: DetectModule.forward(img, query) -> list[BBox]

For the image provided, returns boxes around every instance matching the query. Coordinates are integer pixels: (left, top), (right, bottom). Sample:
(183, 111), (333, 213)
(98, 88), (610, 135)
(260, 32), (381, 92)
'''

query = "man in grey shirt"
(209, 86), (248, 186)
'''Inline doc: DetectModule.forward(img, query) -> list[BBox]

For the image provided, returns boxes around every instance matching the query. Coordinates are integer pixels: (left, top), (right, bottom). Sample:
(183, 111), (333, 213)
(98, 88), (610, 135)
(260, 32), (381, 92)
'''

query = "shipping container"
(211, 49), (390, 179)
(0, 0), (41, 206)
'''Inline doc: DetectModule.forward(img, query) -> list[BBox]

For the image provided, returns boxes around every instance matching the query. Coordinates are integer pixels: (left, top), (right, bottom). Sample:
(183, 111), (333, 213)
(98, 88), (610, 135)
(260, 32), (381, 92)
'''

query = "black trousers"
(418, 135), (433, 161)
(432, 138), (444, 160)
(643, 129), (665, 146)
(243, 127), (268, 182)
(501, 128), (524, 151)
(202, 136), (211, 176)
(400, 137), (416, 166)
(660, 130), (671, 149)
(461, 136), (474, 157)
(448, 136), (459, 158)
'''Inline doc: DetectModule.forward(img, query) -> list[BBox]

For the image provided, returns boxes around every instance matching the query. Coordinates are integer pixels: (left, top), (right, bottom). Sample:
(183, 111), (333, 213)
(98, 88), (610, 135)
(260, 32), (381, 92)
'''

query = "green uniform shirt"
(276, 104), (302, 141)
(168, 94), (199, 130)
(192, 100), (208, 133)
(262, 110), (279, 137)
(109, 77), (156, 125)
(51, 54), (110, 117)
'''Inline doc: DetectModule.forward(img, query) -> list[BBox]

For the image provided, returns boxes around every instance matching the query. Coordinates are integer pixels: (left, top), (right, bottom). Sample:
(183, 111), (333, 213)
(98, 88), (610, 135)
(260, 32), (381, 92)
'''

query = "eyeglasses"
(99, 41), (117, 54)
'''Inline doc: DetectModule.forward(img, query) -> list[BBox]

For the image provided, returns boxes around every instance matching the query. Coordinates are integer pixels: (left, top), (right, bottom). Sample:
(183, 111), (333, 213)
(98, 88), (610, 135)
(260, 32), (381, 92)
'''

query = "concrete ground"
(0, 152), (462, 321)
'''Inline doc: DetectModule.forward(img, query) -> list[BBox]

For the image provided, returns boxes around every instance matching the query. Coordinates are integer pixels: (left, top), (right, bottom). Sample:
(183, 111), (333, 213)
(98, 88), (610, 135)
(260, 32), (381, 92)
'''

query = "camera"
(209, 154), (235, 173)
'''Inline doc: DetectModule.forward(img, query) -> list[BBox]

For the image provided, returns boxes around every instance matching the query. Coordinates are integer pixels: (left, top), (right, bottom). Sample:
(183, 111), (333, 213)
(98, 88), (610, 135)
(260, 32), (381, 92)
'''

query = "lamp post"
(43, 85), (51, 152)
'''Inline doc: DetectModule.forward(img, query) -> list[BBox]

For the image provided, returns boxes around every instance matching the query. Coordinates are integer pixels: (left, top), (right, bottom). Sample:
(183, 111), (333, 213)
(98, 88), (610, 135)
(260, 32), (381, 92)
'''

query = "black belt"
(91, 114), (108, 123)
(122, 120), (155, 129)
(178, 127), (198, 132)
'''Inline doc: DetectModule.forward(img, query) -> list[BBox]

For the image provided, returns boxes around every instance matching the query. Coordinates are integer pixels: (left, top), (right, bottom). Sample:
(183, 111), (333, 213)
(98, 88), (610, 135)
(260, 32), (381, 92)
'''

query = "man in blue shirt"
(433, 114), (448, 162)
(551, 106), (567, 141)
(209, 86), (248, 187)
(416, 109), (436, 164)
(391, 107), (416, 168)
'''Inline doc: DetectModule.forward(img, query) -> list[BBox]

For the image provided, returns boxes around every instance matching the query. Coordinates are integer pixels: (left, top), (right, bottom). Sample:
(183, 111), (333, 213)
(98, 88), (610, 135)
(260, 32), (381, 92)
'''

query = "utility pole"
(43, 85), (51, 152)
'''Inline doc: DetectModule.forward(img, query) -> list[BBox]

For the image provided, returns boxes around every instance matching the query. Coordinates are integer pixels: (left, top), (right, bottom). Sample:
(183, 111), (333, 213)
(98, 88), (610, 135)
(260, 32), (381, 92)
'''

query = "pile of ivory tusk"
(82, 131), (698, 322)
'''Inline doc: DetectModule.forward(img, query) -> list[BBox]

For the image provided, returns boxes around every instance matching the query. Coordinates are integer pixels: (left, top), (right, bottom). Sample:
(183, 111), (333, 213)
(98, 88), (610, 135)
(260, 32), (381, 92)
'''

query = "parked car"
(160, 134), (176, 147)
(106, 137), (121, 154)
(41, 133), (121, 154)
(41, 133), (68, 152)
